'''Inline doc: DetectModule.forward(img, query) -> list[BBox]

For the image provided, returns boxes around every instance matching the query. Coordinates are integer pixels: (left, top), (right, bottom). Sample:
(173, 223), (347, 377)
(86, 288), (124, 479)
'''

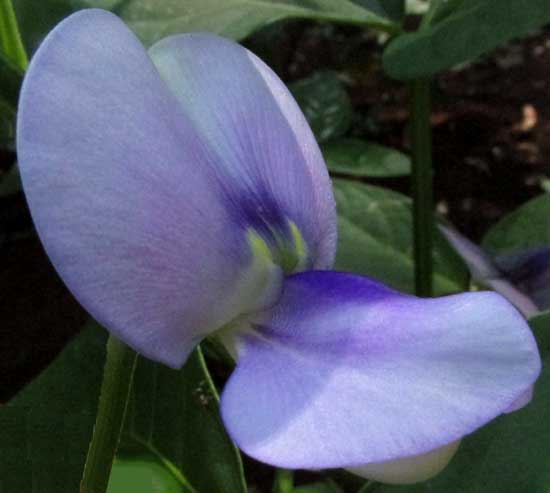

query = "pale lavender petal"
(221, 271), (540, 469)
(148, 33), (337, 270)
(440, 225), (539, 318)
(504, 387), (534, 413)
(17, 10), (284, 367)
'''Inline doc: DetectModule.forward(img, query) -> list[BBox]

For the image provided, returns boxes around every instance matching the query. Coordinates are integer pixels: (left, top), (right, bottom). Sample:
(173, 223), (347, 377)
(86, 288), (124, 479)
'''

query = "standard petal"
(148, 33), (337, 270)
(220, 271), (540, 469)
(17, 10), (282, 367)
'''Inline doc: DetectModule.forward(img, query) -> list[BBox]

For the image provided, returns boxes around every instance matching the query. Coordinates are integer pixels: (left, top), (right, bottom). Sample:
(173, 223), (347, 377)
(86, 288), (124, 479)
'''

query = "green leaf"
(482, 193), (550, 255)
(290, 72), (353, 144)
(122, 347), (247, 493)
(0, 49), (22, 148)
(115, 0), (395, 45)
(0, 323), (244, 493)
(0, 323), (107, 493)
(108, 457), (184, 493)
(350, 0), (404, 20)
(529, 310), (550, 333)
(383, 0), (550, 80)
(376, 312), (550, 493)
(322, 138), (411, 177)
(333, 179), (469, 295)
(0, 163), (22, 197)
(0, 48), (23, 109)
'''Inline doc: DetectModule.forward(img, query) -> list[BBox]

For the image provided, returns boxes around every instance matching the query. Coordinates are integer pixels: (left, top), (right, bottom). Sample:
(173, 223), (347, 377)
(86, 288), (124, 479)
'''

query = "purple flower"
(17, 9), (540, 485)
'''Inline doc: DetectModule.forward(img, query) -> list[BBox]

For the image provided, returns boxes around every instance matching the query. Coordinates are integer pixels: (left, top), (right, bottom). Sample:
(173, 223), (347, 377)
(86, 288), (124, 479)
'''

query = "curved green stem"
(272, 468), (294, 493)
(80, 335), (138, 493)
(0, 0), (28, 70)
(409, 79), (434, 297)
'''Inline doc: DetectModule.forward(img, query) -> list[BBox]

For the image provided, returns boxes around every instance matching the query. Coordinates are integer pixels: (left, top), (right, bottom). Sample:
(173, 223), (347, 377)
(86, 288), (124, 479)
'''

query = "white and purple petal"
(220, 271), (540, 470)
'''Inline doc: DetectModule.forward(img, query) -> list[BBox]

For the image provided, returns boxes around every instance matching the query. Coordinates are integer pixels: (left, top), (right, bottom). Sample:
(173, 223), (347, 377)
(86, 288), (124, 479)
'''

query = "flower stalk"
(273, 468), (294, 493)
(409, 78), (434, 297)
(80, 335), (138, 493)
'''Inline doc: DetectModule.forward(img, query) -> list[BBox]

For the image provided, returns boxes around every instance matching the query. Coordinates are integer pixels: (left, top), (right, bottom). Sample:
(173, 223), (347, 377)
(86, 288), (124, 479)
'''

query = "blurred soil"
(1, 21), (550, 480)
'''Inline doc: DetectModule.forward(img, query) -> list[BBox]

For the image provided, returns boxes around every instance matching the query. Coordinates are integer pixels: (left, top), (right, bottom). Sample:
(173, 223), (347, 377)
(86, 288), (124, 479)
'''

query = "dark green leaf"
(0, 164), (22, 197)
(122, 347), (247, 493)
(323, 138), (411, 177)
(333, 179), (469, 294)
(0, 49), (23, 109)
(482, 193), (550, 255)
(529, 310), (550, 334)
(383, 0), (550, 80)
(0, 100), (16, 149)
(290, 72), (353, 144)
(115, 0), (394, 45)
(0, 323), (107, 493)
(376, 312), (550, 493)
(108, 457), (184, 493)
(352, 0), (404, 20)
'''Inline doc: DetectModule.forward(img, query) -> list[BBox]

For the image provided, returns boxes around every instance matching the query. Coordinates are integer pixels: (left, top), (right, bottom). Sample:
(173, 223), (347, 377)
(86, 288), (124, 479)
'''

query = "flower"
(17, 9), (540, 485)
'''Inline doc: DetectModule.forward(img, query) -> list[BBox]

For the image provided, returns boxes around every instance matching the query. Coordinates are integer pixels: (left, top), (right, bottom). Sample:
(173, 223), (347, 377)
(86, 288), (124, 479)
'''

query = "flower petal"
(17, 9), (283, 367)
(220, 271), (540, 469)
(440, 225), (539, 317)
(148, 33), (337, 269)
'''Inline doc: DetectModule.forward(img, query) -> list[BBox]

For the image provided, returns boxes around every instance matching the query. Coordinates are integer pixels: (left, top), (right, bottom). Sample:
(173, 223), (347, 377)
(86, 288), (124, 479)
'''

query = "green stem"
(272, 469), (294, 493)
(81, 335), (138, 493)
(409, 79), (434, 297)
(0, 0), (28, 70)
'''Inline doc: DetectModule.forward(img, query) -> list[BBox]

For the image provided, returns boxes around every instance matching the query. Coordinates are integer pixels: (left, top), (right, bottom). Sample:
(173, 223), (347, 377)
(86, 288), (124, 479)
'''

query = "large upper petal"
(17, 10), (335, 367)
(148, 32), (336, 269)
(220, 271), (540, 469)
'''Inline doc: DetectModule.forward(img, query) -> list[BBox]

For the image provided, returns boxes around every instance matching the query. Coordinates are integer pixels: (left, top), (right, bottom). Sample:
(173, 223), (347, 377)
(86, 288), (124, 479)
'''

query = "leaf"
(383, 0), (550, 80)
(322, 138), (411, 177)
(529, 310), (550, 333)
(0, 163), (22, 197)
(0, 49), (23, 110)
(121, 347), (247, 493)
(0, 322), (244, 493)
(333, 179), (469, 295)
(290, 71), (353, 144)
(376, 311), (550, 493)
(116, 0), (395, 45)
(0, 323), (107, 493)
(349, 0), (404, 20)
(108, 457), (184, 493)
(482, 193), (550, 255)
(0, 49), (22, 148)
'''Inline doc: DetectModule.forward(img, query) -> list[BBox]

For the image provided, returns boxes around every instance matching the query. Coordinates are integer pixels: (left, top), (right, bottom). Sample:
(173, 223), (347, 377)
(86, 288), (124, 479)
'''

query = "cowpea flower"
(17, 9), (540, 485)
